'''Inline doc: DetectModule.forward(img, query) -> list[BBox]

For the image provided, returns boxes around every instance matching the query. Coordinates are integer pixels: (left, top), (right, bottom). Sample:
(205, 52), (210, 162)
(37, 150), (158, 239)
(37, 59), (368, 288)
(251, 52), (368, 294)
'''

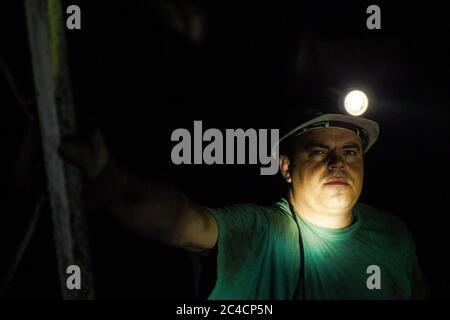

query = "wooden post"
(24, 0), (95, 299)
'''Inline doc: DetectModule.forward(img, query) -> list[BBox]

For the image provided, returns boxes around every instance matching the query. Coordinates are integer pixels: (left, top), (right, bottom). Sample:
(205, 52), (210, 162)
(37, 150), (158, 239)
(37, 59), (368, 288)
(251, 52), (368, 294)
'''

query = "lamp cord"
(288, 199), (305, 300)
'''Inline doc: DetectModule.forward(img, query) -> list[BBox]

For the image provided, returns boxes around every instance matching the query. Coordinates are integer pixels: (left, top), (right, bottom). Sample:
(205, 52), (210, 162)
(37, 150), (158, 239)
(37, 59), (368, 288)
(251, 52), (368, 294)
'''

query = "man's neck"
(289, 192), (354, 229)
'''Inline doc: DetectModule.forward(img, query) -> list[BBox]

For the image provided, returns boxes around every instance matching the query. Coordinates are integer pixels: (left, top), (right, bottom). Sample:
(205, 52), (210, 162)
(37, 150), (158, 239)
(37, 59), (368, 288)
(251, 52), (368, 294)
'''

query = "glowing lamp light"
(344, 90), (369, 116)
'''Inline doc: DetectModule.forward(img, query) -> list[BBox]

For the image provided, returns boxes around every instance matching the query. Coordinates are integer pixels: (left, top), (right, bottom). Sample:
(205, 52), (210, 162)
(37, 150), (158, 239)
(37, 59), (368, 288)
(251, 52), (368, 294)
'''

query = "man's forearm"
(83, 160), (189, 245)
(108, 182), (192, 245)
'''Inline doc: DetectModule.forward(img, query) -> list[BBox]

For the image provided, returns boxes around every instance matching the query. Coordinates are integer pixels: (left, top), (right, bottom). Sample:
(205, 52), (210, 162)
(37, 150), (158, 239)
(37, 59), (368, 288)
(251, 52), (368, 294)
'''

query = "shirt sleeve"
(206, 204), (270, 299)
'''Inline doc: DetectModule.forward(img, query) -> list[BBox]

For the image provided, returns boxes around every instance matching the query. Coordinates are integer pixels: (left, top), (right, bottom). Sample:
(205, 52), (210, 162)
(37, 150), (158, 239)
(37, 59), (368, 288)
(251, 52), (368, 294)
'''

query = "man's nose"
(327, 152), (345, 170)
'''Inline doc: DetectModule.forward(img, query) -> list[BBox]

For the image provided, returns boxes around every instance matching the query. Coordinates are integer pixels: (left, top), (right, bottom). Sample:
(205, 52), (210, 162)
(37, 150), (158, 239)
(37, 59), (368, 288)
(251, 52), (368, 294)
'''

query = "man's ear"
(279, 154), (292, 183)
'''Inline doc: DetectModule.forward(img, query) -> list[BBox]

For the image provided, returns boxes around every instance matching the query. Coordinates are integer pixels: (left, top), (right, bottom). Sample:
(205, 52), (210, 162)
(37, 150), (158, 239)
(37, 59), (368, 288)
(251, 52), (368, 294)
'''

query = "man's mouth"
(324, 177), (350, 186)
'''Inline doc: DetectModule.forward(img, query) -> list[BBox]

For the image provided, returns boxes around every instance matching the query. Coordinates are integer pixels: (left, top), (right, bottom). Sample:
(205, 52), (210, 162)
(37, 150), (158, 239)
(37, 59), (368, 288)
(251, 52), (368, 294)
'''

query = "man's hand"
(59, 130), (110, 180)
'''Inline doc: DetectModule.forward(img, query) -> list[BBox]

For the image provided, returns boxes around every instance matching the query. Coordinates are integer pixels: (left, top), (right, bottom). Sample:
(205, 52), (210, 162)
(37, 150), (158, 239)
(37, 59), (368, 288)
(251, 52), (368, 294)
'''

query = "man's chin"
(321, 195), (354, 211)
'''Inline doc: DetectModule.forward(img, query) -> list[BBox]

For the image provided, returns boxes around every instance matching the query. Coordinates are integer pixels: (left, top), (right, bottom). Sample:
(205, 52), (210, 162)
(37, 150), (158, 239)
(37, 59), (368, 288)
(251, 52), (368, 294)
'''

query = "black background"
(1, 0), (450, 299)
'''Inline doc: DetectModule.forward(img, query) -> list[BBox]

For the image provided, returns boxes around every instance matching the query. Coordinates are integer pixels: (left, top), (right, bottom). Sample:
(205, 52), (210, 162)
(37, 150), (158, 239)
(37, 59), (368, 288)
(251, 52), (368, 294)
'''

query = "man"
(60, 109), (426, 300)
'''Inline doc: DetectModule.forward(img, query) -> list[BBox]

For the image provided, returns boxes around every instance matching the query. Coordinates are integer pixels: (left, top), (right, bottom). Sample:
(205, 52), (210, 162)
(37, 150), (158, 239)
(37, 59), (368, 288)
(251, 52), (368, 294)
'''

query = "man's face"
(281, 127), (364, 214)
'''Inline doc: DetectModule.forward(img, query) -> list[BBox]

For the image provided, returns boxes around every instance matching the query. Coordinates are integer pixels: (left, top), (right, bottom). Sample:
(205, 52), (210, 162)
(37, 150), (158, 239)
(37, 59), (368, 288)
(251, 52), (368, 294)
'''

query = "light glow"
(344, 90), (369, 116)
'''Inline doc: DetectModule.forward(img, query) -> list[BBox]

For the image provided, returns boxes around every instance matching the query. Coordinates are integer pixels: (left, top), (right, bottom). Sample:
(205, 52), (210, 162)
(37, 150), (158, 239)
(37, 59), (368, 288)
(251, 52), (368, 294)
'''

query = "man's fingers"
(59, 132), (110, 179)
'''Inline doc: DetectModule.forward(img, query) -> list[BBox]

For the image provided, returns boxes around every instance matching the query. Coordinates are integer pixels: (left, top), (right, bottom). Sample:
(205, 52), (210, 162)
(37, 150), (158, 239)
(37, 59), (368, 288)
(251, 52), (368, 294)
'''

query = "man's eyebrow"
(303, 142), (362, 151)
(304, 142), (330, 150)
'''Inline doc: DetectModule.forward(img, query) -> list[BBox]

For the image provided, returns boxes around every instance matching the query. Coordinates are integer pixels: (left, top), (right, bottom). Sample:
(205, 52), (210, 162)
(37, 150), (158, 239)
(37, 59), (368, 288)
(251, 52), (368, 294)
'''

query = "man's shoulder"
(355, 202), (413, 242)
(208, 202), (286, 216)
(208, 202), (268, 216)
(207, 200), (294, 229)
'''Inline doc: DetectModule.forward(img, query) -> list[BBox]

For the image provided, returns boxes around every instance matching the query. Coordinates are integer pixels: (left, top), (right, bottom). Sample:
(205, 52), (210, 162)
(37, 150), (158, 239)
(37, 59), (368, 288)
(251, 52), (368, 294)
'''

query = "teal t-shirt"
(207, 198), (425, 300)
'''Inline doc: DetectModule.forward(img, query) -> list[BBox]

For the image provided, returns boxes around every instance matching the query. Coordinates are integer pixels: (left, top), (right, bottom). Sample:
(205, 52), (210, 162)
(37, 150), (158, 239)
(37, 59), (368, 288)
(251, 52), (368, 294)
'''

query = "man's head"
(280, 127), (364, 215)
(277, 111), (379, 227)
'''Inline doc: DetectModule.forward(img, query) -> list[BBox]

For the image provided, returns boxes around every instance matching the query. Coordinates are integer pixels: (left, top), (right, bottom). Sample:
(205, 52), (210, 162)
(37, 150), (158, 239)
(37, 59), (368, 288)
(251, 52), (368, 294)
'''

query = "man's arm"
(107, 180), (218, 252)
(59, 130), (218, 252)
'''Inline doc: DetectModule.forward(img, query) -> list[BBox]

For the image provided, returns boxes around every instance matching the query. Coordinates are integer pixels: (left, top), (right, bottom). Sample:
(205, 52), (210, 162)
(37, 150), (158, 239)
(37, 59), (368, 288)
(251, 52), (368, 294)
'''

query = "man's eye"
(344, 150), (357, 156)
(310, 150), (326, 156)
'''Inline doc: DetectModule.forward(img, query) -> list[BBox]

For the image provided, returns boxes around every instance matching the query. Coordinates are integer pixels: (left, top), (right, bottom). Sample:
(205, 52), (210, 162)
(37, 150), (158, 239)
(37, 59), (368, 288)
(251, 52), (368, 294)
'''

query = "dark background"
(1, 0), (450, 299)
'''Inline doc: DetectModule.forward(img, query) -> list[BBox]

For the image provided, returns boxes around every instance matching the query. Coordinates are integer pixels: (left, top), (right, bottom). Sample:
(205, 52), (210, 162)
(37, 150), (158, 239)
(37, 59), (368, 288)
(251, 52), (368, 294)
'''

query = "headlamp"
(343, 90), (369, 116)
